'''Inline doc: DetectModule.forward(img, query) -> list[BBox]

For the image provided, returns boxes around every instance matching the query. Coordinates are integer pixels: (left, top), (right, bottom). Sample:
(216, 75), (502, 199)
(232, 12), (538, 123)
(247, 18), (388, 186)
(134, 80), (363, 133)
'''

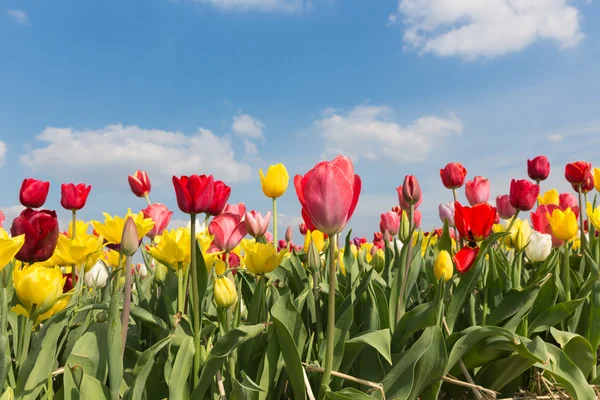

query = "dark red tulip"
(206, 180), (231, 216)
(401, 175), (422, 206)
(496, 195), (517, 220)
(60, 183), (92, 211)
(454, 202), (496, 243)
(572, 172), (594, 194)
(128, 170), (152, 198)
(440, 162), (468, 189)
(299, 222), (308, 236)
(397, 186), (423, 210)
(11, 208), (59, 263)
(19, 178), (50, 208)
(172, 174), (214, 214)
(453, 246), (480, 273)
(527, 156), (550, 182)
(565, 161), (592, 185)
(509, 179), (539, 211)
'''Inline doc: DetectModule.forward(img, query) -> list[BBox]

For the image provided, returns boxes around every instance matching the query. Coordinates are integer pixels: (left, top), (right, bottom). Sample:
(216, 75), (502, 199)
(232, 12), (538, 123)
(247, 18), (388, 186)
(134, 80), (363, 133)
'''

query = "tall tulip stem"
(272, 198), (278, 249)
(189, 213), (201, 386)
(121, 255), (133, 356)
(144, 194), (151, 206)
(177, 264), (184, 313)
(321, 233), (338, 394)
(563, 245), (571, 301)
(577, 185), (587, 254)
(397, 205), (415, 323)
(71, 209), (77, 283)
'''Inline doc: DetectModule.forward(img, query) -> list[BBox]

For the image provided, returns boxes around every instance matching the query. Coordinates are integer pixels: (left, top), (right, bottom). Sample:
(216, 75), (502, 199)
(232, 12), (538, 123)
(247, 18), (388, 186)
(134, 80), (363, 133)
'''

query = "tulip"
(438, 202), (455, 226)
(508, 219), (532, 252)
(260, 164), (289, 199)
(207, 181), (232, 216)
(172, 174), (215, 215)
(454, 202), (496, 243)
(531, 204), (564, 248)
(397, 185), (423, 210)
(224, 203), (246, 216)
(243, 241), (288, 275)
(440, 162), (467, 189)
(496, 195), (517, 220)
(91, 209), (154, 247)
(209, 212), (247, 252)
(371, 247), (385, 273)
(142, 203), (173, 240)
(538, 189), (559, 206)
(128, 170), (152, 199)
(401, 175), (422, 206)
(380, 211), (400, 237)
(434, 250), (453, 282)
(559, 193), (578, 210)
(60, 183), (92, 211)
(83, 260), (109, 289)
(565, 161), (592, 185)
(54, 232), (104, 271)
(525, 231), (552, 262)
(586, 202), (600, 231)
(0, 210), (4, 228)
(19, 178), (50, 208)
(264, 231), (273, 243)
(510, 179), (539, 211)
(11, 209), (59, 263)
(121, 217), (140, 256)
(299, 223), (308, 235)
(527, 156), (550, 182)
(465, 176), (490, 206)
(453, 246), (479, 274)
(63, 273), (76, 293)
(214, 277), (237, 309)
(285, 226), (292, 243)
(147, 228), (191, 270)
(245, 211), (271, 238)
(304, 230), (325, 253)
(547, 208), (578, 241)
(205, 252), (227, 276)
(294, 155), (361, 235)
(594, 168), (600, 192)
(136, 263), (148, 278)
(573, 173), (594, 194)
(13, 264), (65, 314)
(373, 231), (385, 249)
(0, 229), (25, 271)
(353, 237), (367, 247)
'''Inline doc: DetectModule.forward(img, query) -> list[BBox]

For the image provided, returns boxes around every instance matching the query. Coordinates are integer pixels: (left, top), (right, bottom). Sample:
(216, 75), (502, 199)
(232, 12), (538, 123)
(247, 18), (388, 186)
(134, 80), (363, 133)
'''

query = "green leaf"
(129, 305), (169, 335)
(107, 283), (123, 400)
(528, 299), (584, 334)
(255, 329), (281, 400)
(437, 219), (453, 255)
(550, 328), (595, 378)
(79, 374), (111, 399)
(408, 326), (447, 400)
(586, 281), (600, 354)
(487, 280), (544, 330)
(326, 387), (378, 400)
(476, 354), (536, 392)
(339, 329), (392, 376)
(168, 336), (195, 400)
(391, 302), (438, 353)
(125, 335), (173, 400)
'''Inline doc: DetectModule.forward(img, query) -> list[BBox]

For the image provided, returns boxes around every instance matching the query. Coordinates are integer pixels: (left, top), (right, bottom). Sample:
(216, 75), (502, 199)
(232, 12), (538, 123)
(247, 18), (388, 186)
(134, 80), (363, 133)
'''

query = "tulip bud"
(527, 156), (550, 182)
(440, 162), (468, 189)
(565, 161), (592, 185)
(525, 231), (552, 262)
(434, 250), (453, 282)
(509, 179), (539, 212)
(285, 226), (292, 243)
(19, 178), (50, 209)
(538, 189), (559, 206)
(594, 168), (600, 193)
(465, 176), (490, 206)
(370, 247), (385, 273)
(307, 241), (321, 271)
(245, 211), (271, 238)
(438, 202), (455, 226)
(120, 217), (140, 256)
(380, 211), (400, 237)
(512, 219), (532, 252)
(214, 277), (237, 309)
(260, 164), (289, 199)
(61, 183), (92, 211)
(399, 211), (410, 243)
(299, 223), (307, 236)
(83, 261), (109, 289)
(495, 195), (517, 220)
(128, 170), (152, 198)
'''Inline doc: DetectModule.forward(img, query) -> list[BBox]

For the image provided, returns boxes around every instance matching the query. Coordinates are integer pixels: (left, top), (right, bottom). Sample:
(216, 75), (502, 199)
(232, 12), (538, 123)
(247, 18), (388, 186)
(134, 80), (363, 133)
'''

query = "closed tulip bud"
(438, 202), (455, 226)
(83, 261), (109, 289)
(465, 176), (490, 206)
(495, 195), (516, 220)
(434, 250), (453, 282)
(527, 156), (550, 182)
(509, 179), (539, 211)
(260, 163), (289, 199)
(120, 217), (140, 256)
(565, 161), (592, 185)
(285, 226), (292, 243)
(60, 183), (92, 211)
(453, 246), (479, 274)
(142, 203), (173, 240)
(396, 186), (423, 211)
(559, 193), (578, 210)
(573, 172), (594, 194)
(399, 211), (410, 243)
(245, 210), (271, 238)
(307, 241), (321, 271)
(440, 162), (468, 189)
(538, 189), (559, 206)
(214, 277), (237, 309)
(510, 219), (532, 252)
(401, 175), (422, 206)
(172, 174), (215, 215)
(154, 262), (168, 284)
(380, 211), (400, 237)
(19, 178), (50, 208)
(525, 231), (552, 262)
(128, 170), (151, 198)
(11, 209), (59, 263)
(206, 181), (231, 216)
(299, 223), (308, 235)
(594, 168), (600, 192)
(370, 248), (385, 273)
(13, 265), (65, 314)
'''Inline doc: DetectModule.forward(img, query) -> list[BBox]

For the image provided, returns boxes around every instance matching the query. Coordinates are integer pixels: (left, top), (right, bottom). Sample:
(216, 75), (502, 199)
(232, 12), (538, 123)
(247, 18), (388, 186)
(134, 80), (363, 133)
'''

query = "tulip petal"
(173, 176), (192, 213)
(347, 174), (361, 222)
(453, 246), (479, 273)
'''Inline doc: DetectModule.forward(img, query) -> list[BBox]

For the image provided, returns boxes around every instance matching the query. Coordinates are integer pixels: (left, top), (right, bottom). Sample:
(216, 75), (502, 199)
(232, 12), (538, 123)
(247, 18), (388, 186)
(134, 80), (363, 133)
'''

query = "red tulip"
(509, 179), (539, 211)
(465, 176), (490, 206)
(401, 175), (422, 206)
(63, 273), (76, 293)
(440, 162), (468, 189)
(142, 203), (173, 239)
(128, 170), (152, 198)
(454, 202), (496, 243)
(496, 195), (516, 220)
(294, 155), (361, 235)
(453, 246), (479, 273)
(208, 212), (247, 252)
(565, 161), (592, 185)
(373, 232), (385, 249)
(11, 208), (59, 263)
(531, 204), (564, 247)
(353, 237), (367, 247)
(527, 156), (550, 182)
(559, 193), (578, 210)
(299, 223), (308, 235)
(206, 181), (231, 216)
(380, 211), (400, 237)
(397, 186), (423, 210)
(19, 178), (50, 208)
(60, 183), (92, 211)
(172, 175), (215, 214)
(573, 172), (594, 194)
(245, 211), (271, 238)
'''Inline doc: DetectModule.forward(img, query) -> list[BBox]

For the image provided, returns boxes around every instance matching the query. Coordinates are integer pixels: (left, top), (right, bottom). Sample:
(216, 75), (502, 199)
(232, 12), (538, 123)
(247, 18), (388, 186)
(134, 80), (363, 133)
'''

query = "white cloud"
(0, 141), (6, 167)
(19, 124), (252, 186)
(315, 104), (463, 163)
(548, 133), (564, 142)
(0, 205), (25, 229)
(397, 0), (584, 58)
(387, 14), (398, 26)
(232, 114), (265, 139)
(243, 139), (259, 155)
(7, 9), (30, 26)
(193, 0), (305, 12)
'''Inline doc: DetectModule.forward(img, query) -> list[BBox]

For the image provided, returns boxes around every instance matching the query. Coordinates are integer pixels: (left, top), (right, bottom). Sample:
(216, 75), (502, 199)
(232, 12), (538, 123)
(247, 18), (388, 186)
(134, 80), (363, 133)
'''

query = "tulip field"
(3, 156), (600, 400)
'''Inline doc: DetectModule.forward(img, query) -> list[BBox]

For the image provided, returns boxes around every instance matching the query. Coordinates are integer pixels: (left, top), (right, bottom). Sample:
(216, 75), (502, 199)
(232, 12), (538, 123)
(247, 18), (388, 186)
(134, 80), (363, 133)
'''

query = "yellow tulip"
(304, 230), (325, 253)
(91, 209), (154, 245)
(538, 189), (559, 206)
(204, 253), (227, 276)
(243, 241), (288, 275)
(54, 233), (104, 271)
(0, 229), (25, 272)
(371, 248), (385, 273)
(547, 208), (579, 241)
(12, 295), (70, 325)
(259, 163), (289, 199)
(102, 249), (126, 268)
(67, 220), (90, 238)
(586, 202), (600, 231)
(412, 231), (437, 257)
(196, 230), (214, 255)
(148, 228), (191, 270)
(434, 250), (453, 282)
(338, 250), (347, 276)
(594, 168), (600, 192)
(512, 220), (532, 252)
(13, 265), (65, 314)
(214, 277), (237, 309)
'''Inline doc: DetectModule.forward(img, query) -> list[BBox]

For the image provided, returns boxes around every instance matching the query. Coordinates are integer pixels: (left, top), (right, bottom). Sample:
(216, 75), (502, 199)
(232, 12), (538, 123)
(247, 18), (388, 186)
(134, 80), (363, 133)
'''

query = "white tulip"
(84, 261), (109, 289)
(136, 263), (148, 279)
(525, 231), (552, 262)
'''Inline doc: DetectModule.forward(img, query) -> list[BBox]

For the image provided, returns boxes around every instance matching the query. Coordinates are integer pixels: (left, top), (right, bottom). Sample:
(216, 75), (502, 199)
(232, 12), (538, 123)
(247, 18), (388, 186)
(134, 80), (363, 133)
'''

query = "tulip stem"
(272, 198), (278, 250)
(189, 213), (201, 387)
(144, 194), (151, 206)
(320, 233), (338, 396)
(563, 245), (571, 302)
(177, 264), (184, 313)
(578, 185), (587, 254)
(121, 255), (133, 356)
(71, 210), (77, 284)
(397, 205), (415, 324)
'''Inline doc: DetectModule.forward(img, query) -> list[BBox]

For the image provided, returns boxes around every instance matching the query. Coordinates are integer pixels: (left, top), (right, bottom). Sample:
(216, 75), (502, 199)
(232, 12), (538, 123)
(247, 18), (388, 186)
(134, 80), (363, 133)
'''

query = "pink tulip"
(559, 193), (578, 210)
(264, 231), (273, 243)
(495, 195), (517, 220)
(397, 185), (423, 210)
(224, 203), (246, 216)
(294, 155), (361, 235)
(285, 226), (293, 243)
(244, 211), (271, 238)
(438, 202), (455, 226)
(142, 203), (173, 240)
(380, 211), (400, 237)
(208, 212), (247, 252)
(465, 176), (490, 206)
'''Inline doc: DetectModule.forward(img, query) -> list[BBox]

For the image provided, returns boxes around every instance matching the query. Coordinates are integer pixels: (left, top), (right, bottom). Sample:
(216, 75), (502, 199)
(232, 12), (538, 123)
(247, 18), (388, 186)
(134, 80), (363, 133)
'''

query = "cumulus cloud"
(0, 141), (6, 167)
(7, 9), (29, 26)
(315, 105), (463, 163)
(232, 114), (265, 139)
(193, 0), (306, 12)
(397, 0), (584, 58)
(19, 124), (252, 186)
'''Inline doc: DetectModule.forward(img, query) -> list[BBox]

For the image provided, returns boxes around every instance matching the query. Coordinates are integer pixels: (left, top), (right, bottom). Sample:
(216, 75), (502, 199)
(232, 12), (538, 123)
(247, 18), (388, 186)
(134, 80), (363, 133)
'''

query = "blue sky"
(2, 0), (600, 240)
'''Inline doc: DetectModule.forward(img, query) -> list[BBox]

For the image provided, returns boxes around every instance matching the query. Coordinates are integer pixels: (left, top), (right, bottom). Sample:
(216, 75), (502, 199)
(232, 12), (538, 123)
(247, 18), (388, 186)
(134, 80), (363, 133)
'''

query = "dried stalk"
(302, 363), (386, 400)
(442, 375), (498, 398)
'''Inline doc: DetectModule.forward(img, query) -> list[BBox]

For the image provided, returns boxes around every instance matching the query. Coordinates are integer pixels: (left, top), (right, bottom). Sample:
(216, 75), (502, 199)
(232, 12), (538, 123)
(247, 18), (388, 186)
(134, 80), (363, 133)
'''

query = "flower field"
(2, 155), (600, 399)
